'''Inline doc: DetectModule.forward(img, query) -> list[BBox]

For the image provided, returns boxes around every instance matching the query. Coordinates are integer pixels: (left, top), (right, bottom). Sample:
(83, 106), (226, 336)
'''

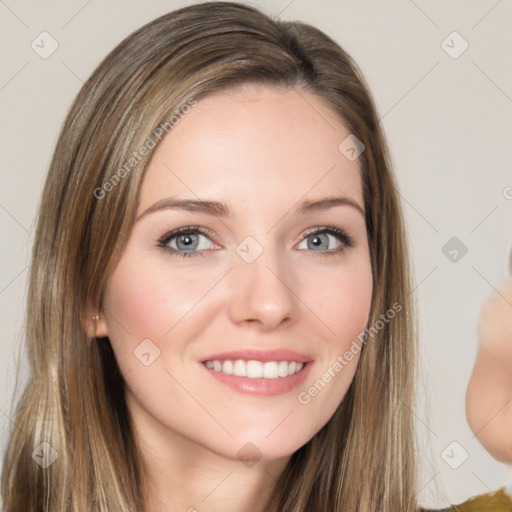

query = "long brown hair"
(1, 2), (418, 510)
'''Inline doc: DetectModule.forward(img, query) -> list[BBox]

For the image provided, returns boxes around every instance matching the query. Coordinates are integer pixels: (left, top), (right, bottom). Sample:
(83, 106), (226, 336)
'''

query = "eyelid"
(160, 225), (216, 240)
(299, 225), (354, 245)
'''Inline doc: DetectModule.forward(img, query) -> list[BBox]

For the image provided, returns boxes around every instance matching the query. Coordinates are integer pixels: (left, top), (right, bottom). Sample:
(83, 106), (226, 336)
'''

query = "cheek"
(104, 256), (218, 342)
(303, 259), (373, 346)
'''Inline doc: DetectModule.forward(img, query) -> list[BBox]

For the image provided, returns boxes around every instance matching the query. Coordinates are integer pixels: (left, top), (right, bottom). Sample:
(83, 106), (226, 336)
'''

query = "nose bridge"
(226, 235), (297, 329)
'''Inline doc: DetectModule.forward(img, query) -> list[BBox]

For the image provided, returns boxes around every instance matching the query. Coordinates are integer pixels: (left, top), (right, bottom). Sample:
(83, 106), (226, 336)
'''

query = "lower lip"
(201, 362), (313, 396)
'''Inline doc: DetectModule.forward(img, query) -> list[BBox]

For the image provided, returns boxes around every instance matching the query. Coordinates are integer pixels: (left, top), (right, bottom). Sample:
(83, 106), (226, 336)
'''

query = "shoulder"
(419, 486), (512, 511)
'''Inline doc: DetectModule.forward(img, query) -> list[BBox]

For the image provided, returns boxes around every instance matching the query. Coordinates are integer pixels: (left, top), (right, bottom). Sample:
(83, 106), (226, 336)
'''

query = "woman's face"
(98, 83), (373, 462)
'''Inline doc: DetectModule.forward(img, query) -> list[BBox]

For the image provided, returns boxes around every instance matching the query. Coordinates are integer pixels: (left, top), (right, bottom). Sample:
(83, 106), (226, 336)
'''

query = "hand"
(466, 275), (512, 464)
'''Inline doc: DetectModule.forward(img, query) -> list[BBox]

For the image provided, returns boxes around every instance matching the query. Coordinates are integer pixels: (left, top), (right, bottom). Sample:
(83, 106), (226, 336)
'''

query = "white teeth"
(263, 361), (279, 379)
(246, 360), (262, 378)
(204, 359), (305, 378)
(222, 360), (233, 375)
(278, 361), (289, 377)
(233, 359), (246, 377)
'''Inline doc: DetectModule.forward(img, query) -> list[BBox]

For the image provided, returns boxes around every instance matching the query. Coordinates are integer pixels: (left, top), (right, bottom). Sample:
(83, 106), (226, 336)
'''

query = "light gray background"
(1, 0), (511, 508)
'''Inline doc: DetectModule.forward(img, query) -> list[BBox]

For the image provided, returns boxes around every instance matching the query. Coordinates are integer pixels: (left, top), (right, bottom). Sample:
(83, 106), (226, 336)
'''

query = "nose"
(226, 246), (297, 331)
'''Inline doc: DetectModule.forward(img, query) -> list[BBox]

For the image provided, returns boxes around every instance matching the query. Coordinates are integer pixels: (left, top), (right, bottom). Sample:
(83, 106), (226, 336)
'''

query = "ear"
(82, 300), (109, 338)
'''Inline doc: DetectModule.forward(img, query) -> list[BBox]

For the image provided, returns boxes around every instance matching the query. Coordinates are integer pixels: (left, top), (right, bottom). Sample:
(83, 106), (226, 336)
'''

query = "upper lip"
(201, 348), (314, 363)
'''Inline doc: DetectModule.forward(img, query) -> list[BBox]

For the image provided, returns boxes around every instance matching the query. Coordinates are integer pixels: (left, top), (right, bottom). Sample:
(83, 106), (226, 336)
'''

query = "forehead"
(138, 83), (364, 217)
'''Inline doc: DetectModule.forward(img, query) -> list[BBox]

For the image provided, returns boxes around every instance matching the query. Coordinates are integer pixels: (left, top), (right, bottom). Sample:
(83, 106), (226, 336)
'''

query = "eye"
(157, 226), (216, 258)
(296, 227), (354, 255)
(157, 225), (355, 259)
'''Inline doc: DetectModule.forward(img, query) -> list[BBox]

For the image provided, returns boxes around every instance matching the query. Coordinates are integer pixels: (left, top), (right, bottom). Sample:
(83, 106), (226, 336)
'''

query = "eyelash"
(156, 225), (355, 258)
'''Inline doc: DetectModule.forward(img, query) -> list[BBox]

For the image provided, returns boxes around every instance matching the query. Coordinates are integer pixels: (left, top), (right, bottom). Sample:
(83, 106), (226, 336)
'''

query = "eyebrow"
(135, 195), (365, 223)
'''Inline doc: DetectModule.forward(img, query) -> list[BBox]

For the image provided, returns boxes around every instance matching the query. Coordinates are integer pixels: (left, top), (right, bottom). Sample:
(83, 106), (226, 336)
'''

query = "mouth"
(200, 349), (313, 396)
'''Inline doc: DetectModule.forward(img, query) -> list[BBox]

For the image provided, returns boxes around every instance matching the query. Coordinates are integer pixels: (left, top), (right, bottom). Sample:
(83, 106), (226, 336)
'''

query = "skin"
(88, 83), (373, 512)
(466, 274), (512, 464)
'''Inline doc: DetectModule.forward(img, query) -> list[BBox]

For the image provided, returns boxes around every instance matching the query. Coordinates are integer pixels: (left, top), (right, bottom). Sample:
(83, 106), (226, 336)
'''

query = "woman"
(0, 2), (504, 511)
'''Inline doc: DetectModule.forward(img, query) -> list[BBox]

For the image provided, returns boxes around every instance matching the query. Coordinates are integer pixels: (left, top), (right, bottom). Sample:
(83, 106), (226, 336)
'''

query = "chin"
(217, 433), (311, 464)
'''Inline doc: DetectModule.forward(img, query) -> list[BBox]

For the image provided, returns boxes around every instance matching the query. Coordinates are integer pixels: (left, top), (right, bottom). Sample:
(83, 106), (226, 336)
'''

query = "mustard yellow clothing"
(428, 487), (512, 511)
(453, 487), (512, 511)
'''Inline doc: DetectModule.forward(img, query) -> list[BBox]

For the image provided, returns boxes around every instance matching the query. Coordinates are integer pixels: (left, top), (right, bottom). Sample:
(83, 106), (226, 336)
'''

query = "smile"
(204, 359), (304, 378)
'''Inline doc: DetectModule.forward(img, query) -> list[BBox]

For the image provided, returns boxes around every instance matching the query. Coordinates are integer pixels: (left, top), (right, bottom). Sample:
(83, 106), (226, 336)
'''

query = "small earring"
(92, 315), (99, 338)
